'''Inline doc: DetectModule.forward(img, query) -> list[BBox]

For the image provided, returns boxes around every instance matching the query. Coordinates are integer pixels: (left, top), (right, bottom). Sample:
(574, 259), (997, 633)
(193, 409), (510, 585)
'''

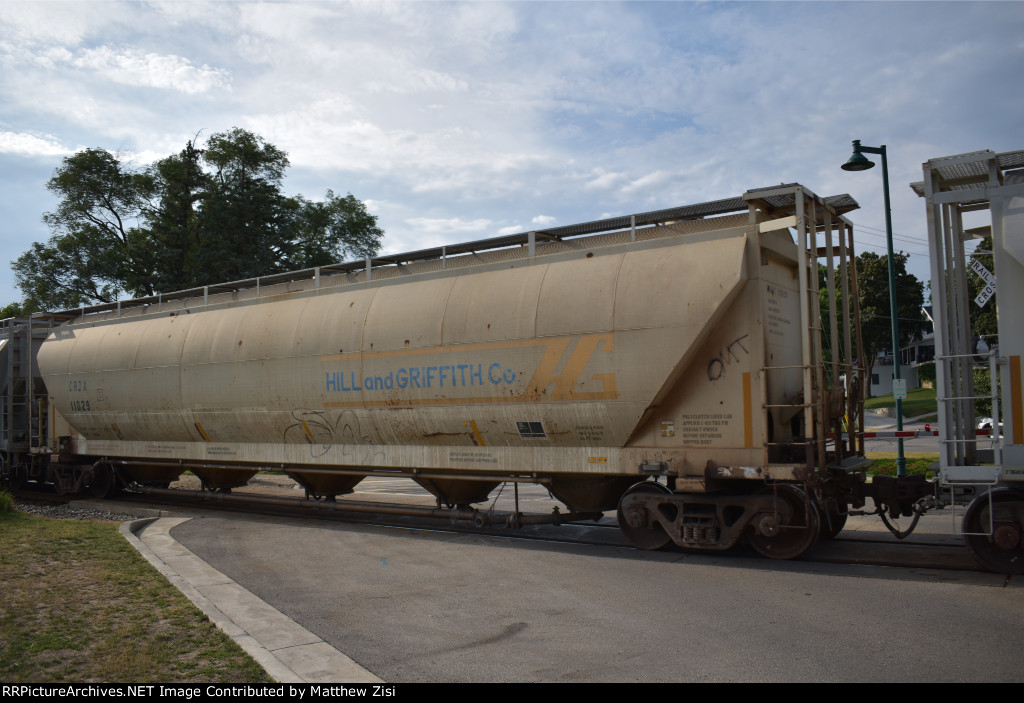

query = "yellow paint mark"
(301, 421), (314, 439)
(523, 333), (616, 401)
(1012, 356), (1023, 445)
(587, 456), (608, 464)
(465, 420), (487, 446)
(195, 422), (212, 442)
(112, 423), (124, 441)
(742, 371), (753, 448)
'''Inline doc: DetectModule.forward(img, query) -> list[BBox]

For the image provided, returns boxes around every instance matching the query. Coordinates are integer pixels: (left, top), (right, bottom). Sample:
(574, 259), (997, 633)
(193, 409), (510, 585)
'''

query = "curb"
(120, 517), (382, 684)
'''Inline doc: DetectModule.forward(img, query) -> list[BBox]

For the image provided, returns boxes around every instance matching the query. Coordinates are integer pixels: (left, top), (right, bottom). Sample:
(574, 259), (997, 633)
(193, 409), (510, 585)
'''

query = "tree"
(13, 149), (154, 308)
(196, 128), (295, 282)
(819, 253), (929, 397)
(147, 139), (210, 292)
(0, 301), (28, 318)
(11, 130), (385, 308)
(291, 190), (384, 268)
(852, 252), (929, 396)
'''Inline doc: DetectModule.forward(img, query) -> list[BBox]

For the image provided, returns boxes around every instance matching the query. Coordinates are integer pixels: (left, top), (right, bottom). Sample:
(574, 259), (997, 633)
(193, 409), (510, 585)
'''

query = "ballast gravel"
(13, 500), (145, 523)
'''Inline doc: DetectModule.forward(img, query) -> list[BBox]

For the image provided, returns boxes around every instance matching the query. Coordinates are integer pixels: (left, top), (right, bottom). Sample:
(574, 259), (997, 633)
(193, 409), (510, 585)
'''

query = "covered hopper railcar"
(3, 184), (892, 559)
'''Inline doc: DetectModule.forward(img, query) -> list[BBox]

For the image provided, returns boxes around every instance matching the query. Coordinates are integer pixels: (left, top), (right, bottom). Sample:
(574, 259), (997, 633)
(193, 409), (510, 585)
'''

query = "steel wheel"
(963, 488), (1024, 575)
(90, 464), (118, 499)
(9, 464), (27, 491)
(617, 481), (673, 550)
(748, 485), (820, 560)
(818, 505), (848, 540)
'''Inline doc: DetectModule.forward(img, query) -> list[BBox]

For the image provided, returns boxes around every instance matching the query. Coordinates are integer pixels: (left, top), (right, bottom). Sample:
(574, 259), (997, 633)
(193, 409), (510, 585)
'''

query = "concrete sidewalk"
(120, 516), (382, 684)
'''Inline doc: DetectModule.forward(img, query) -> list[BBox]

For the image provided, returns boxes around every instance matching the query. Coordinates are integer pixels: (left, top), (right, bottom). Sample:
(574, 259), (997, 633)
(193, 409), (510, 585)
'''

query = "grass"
(864, 386), (937, 418)
(0, 508), (271, 683)
(865, 451), (939, 477)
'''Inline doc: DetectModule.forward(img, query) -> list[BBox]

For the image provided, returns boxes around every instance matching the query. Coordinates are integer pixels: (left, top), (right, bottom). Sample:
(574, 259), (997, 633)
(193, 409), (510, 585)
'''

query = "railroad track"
(72, 485), (994, 578)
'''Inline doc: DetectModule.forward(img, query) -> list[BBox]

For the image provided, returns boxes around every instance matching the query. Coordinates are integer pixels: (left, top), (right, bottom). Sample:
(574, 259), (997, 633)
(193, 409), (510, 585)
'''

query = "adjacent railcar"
(3, 184), (883, 560)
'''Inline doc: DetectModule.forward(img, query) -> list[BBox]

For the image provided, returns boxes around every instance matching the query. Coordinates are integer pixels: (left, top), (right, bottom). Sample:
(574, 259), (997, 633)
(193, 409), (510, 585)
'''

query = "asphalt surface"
(161, 511), (1023, 683)
(110, 469), (1023, 684)
(110, 412), (1022, 683)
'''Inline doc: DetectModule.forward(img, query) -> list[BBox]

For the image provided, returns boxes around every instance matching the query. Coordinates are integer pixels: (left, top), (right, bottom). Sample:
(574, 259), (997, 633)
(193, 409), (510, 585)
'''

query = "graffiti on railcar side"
(283, 408), (375, 459)
(707, 334), (750, 382)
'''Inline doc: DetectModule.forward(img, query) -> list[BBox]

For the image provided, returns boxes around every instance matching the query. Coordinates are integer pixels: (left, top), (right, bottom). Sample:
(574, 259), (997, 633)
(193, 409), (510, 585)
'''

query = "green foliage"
(13, 149), (155, 309)
(0, 301), (30, 319)
(0, 511), (269, 682)
(291, 189), (384, 268)
(867, 456), (936, 477)
(0, 487), (13, 513)
(12, 129), (384, 310)
(147, 139), (209, 292)
(974, 366), (1000, 417)
(917, 360), (935, 386)
(855, 251), (929, 358)
(199, 129), (295, 282)
(864, 386), (937, 417)
(819, 252), (929, 397)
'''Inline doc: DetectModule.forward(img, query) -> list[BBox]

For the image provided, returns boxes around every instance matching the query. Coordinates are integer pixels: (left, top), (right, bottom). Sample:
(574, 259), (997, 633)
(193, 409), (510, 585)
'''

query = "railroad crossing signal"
(971, 258), (996, 308)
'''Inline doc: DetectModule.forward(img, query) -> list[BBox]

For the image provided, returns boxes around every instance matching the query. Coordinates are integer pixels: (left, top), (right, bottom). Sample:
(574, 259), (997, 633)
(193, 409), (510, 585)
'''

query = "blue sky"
(2, 1), (1022, 306)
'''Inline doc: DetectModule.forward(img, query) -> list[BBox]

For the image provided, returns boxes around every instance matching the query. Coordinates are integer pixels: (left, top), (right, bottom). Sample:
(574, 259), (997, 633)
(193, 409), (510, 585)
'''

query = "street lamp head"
(842, 140), (875, 171)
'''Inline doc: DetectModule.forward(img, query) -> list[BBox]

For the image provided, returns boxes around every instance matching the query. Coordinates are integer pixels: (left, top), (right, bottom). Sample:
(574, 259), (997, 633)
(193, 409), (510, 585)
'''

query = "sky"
(1, 0), (1022, 307)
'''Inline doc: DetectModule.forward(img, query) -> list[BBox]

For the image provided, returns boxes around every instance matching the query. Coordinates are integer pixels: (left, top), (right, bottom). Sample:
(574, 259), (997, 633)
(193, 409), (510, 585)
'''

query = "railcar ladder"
(746, 185), (863, 470)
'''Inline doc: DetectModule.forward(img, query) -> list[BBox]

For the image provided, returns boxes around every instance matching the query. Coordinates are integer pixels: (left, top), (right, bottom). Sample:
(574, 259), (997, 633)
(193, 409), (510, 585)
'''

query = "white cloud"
(497, 225), (522, 236)
(585, 170), (628, 191)
(531, 215), (556, 226)
(0, 131), (72, 157)
(621, 171), (670, 195)
(1, 0), (1022, 305)
(365, 67), (469, 95)
(72, 46), (231, 94)
(0, 3), (122, 45)
(404, 217), (493, 234)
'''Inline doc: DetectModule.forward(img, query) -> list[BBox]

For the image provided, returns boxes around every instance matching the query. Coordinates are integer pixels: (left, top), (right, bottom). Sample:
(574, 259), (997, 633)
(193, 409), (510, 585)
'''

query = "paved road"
(170, 510), (1024, 683)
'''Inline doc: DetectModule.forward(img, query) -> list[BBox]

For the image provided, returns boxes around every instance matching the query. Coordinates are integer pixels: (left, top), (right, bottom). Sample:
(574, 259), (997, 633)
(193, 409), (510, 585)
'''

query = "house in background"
(868, 306), (935, 397)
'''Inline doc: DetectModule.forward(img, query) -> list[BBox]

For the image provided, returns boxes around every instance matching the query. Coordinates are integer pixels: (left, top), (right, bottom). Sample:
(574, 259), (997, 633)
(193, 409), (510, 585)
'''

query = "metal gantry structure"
(913, 149), (1024, 530)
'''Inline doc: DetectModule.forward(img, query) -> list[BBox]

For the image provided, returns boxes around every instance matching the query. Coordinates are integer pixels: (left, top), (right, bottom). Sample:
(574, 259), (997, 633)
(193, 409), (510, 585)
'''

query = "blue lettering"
(327, 362), (517, 393)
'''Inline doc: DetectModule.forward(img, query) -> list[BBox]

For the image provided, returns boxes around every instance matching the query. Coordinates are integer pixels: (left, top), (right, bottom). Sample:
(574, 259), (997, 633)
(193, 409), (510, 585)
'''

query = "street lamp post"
(842, 139), (907, 476)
